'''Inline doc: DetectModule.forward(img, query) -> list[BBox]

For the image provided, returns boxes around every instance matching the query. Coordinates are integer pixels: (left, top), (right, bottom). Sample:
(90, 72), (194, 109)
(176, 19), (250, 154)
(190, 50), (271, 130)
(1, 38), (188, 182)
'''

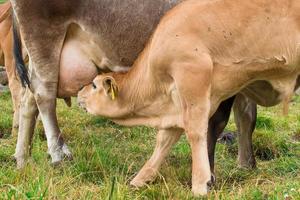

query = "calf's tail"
(12, 13), (30, 87)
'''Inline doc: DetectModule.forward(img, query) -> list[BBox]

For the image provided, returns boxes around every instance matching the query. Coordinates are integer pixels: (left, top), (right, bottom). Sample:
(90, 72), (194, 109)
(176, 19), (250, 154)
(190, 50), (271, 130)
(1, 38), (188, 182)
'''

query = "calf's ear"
(102, 76), (118, 100)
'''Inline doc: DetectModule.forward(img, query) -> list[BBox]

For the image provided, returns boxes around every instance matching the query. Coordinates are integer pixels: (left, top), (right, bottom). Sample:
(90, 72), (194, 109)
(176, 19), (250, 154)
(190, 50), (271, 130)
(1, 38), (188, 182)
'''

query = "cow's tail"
(12, 13), (30, 88)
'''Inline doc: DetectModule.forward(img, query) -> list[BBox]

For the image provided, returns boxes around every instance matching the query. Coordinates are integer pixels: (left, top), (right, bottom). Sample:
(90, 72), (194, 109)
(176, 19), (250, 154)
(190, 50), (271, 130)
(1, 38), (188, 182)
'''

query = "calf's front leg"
(130, 128), (182, 187)
(173, 57), (213, 196)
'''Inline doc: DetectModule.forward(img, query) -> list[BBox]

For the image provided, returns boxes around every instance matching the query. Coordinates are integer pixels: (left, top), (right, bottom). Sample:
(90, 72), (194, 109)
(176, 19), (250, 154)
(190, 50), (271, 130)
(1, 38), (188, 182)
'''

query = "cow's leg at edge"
(130, 128), (182, 187)
(30, 61), (72, 165)
(233, 93), (257, 168)
(3, 31), (23, 136)
(207, 96), (235, 180)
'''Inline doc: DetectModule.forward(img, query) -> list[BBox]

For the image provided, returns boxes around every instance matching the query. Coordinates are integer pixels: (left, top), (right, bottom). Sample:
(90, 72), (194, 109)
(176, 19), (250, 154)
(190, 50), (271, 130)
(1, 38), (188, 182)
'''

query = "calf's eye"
(92, 82), (97, 89)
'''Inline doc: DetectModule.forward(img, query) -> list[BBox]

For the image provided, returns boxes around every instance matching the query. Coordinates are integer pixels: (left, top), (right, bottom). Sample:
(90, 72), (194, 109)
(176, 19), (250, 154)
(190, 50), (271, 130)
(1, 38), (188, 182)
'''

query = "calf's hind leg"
(130, 128), (182, 187)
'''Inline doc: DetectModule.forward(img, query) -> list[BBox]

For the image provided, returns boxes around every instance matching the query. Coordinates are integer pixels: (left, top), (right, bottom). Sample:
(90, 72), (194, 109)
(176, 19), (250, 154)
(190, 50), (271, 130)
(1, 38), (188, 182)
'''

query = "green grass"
(0, 91), (299, 199)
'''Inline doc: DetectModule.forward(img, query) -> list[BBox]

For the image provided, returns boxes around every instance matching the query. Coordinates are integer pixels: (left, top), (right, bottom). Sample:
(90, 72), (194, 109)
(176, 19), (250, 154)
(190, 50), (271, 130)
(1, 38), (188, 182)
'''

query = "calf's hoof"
(130, 180), (145, 188)
(130, 177), (150, 188)
(192, 183), (209, 196)
(130, 168), (157, 188)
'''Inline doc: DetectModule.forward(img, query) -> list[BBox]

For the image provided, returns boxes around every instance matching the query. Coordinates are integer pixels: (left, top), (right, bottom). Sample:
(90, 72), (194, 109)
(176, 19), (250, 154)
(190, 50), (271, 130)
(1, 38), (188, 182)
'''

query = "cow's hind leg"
(207, 96), (235, 180)
(14, 88), (38, 168)
(130, 128), (182, 187)
(30, 63), (72, 165)
(233, 93), (257, 168)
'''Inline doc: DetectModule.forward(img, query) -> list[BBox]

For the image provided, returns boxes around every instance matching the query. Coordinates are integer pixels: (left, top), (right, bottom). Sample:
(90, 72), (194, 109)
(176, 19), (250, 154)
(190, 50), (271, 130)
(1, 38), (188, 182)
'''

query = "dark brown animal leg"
(233, 93), (257, 168)
(207, 96), (235, 179)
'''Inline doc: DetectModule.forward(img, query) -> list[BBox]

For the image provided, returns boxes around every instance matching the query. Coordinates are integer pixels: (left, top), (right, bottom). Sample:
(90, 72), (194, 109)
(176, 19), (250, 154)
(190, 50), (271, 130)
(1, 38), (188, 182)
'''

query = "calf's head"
(78, 75), (121, 117)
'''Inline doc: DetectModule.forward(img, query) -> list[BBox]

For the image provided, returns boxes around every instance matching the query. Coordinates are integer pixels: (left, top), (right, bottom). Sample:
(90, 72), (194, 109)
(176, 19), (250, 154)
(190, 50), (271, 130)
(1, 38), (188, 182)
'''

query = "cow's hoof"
(49, 143), (73, 165)
(208, 174), (216, 188)
(50, 149), (65, 166)
(218, 131), (236, 144)
(62, 143), (73, 161)
(192, 184), (208, 196)
(238, 159), (256, 169)
(14, 155), (26, 169)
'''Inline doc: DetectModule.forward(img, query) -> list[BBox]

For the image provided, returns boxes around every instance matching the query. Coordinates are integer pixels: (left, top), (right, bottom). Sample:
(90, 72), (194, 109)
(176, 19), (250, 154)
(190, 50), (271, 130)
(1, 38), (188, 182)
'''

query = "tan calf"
(78, 0), (300, 196)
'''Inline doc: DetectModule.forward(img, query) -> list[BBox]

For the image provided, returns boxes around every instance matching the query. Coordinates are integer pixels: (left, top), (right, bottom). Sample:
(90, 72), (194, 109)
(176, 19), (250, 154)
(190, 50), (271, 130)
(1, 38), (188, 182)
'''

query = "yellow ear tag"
(111, 82), (116, 100)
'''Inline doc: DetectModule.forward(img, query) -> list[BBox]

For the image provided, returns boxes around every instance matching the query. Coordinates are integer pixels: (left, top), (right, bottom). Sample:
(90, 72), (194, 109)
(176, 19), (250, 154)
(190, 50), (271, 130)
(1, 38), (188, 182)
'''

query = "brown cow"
(0, 1), (22, 136)
(78, 0), (300, 195)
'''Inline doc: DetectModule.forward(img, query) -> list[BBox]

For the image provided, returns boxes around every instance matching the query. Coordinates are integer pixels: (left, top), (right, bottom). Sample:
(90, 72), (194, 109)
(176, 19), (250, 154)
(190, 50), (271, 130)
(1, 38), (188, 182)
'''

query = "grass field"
(0, 91), (299, 199)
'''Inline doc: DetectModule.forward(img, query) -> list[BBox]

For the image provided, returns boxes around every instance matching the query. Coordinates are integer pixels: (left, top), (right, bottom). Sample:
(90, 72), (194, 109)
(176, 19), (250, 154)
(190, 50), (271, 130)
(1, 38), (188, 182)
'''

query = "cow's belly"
(241, 76), (300, 107)
(240, 80), (281, 107)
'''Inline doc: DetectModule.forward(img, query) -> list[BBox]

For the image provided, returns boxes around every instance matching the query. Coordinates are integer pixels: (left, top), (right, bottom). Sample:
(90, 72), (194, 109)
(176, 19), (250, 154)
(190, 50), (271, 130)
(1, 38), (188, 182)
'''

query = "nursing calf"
(78, 0), (300, 195)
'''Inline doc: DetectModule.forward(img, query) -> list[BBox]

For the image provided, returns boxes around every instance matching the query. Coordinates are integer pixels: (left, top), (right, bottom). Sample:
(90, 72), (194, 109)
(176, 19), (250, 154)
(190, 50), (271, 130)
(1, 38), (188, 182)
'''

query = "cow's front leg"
(233, 93), (257, 168)
(130, 128), (182, 187)
(33, 81), (72, 165)
(14, 88), (38, 168)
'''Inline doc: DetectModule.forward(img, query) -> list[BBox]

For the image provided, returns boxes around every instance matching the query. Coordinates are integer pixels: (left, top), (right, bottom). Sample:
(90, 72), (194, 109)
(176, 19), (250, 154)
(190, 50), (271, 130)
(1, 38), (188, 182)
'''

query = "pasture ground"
(0, 91), (299, 199)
